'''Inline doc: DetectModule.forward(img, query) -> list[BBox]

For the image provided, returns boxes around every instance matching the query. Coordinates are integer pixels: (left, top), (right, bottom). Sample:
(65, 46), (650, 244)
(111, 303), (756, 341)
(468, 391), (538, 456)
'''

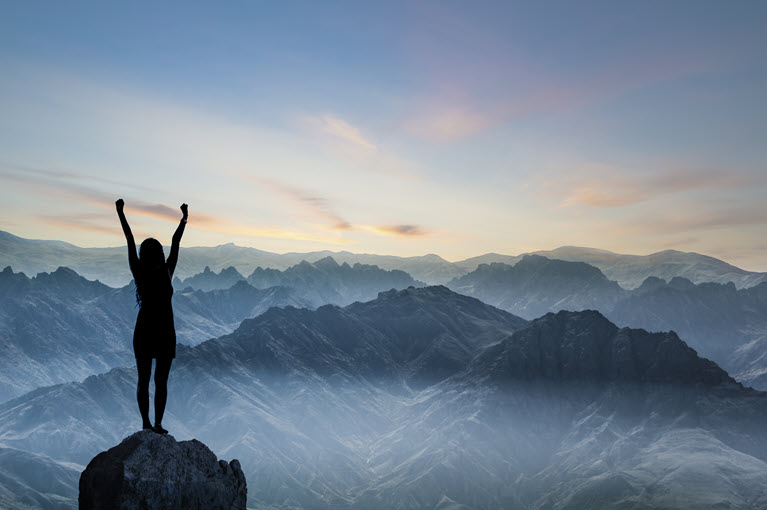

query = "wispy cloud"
(243, 175), (431, 239)
(125, 202), (221, 226)
(537, 167), (753, 208)
(299, 113), (422, 182)
(249, 177), (352, 230)
(359, 224), (429, 237)
(0, 161), (157, 193)
(1, 164), (354, 244)
(305, 114), (377, 151)
(611, 205), (766, 237)
(36, 215), (117, 236)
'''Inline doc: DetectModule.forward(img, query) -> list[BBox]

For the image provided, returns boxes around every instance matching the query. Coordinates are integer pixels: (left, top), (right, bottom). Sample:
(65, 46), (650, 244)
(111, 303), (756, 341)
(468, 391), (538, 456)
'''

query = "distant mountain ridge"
(448, 254), (624, 319)
(2, 230), (764, 288)
(1, 288), (765, 509)
(0, 265), (312, 403)
(175, 265), (247, 291)
(446, 256), (767, 390)
(0, 256), (426, 403)
(460, 246), (767, 289)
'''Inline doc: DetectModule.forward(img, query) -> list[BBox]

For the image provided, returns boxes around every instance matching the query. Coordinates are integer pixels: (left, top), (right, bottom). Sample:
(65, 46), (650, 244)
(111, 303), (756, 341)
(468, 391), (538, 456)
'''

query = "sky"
(1, 0), (765, 269)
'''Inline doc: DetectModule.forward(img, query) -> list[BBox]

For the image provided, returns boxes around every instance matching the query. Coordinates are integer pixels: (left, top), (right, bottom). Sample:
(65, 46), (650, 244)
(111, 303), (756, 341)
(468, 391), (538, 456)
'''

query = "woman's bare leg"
(153, 357), (173, 433)
(136, 357), (152, 429)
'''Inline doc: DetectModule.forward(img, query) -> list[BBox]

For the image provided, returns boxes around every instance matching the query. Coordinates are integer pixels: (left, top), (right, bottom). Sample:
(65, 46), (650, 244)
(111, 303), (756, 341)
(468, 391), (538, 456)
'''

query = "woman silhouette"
(116, 198), (187, 434)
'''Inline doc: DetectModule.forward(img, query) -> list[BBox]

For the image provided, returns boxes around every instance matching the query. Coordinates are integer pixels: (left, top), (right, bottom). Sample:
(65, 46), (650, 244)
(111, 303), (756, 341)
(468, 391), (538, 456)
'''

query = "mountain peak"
(220, 266), (244, 277)
(475, 309), (735, 386)
(636, 276), (667, 293)
(422, 253), (448, 262)
(34, 266), (86, 284)
(313, 256), (340, 269)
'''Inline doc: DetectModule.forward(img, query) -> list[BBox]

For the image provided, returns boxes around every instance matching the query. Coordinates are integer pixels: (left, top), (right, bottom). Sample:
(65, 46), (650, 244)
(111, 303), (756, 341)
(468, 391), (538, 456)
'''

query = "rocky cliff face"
(79, 430), (246, 510)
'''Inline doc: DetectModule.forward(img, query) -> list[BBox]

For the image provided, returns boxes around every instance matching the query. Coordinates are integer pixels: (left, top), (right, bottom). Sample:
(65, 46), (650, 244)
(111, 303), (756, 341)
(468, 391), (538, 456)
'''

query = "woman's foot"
(142, 421), (153, 430)
(153, 424), (168, 434)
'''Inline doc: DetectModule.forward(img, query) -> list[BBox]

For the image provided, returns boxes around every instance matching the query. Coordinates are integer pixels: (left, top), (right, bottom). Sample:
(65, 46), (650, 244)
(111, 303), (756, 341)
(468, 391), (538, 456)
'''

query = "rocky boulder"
(79, 430), (246, 509)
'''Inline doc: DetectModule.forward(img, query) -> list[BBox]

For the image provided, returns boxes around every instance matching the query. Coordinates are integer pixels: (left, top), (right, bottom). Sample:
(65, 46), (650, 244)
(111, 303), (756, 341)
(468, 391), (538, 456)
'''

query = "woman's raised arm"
(166, 203), (187, 277)
(116, 199), (139, 276)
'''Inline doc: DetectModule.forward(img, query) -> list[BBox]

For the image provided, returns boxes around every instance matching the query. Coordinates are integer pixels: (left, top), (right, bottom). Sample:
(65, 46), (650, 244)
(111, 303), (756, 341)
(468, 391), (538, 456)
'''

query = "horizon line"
(0, 229), (760, 273)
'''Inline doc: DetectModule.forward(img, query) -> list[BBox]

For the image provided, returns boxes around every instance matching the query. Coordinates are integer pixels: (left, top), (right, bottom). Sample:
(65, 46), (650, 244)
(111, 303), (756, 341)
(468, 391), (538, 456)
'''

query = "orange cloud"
(3, 164), (356, 244)
(124, 202), (220, 226)
(539, 168), (753, 208)
(359, 224), (429, 237)
(37, 215), (117, 236)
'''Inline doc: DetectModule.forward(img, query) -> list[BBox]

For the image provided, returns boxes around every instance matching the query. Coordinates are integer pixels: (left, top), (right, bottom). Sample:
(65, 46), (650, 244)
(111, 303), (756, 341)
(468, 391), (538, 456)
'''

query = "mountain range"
(176, 257), (422, 303)
(447, 255), (767, 390)
(2, 230), (764, 289)
(0, 266), (311, 403)
(458, 246), (767, 289)
(3, 230), (767, 509)
(0, 287), (765, 509)
(0, 256), (425, 404)
(4, 246), (767, 406)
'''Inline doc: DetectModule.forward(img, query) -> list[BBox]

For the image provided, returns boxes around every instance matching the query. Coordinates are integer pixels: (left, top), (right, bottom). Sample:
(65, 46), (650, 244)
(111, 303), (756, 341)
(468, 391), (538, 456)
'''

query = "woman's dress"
(132, 266), (176, 360)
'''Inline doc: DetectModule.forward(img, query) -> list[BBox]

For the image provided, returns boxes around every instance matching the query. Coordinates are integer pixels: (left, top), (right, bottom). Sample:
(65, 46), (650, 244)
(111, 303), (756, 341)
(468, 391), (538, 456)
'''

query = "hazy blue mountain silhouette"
(246, 256), (425, 306)
(455, 246), (767, 289)
(446, 256), (767, 389)
(0, 266), (311, 402)
(0, 231), (460, 286)
(0, 257), (426, 403)
(447, 255), (625, 319)
(175, 265), (247, 291)
(609, 276), (767, 388)
(177, 256), (426, 306)
(4, 230), (765, 288)
(1, 287), (766, 509)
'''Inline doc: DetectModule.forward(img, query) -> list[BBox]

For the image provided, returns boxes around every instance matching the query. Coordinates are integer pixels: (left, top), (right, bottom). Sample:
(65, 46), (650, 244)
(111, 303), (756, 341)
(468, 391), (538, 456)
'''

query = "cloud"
(0, 166), (114, 208)
(298, 113), (422, 182)
(36, 215), (117, 236)
(360, 224), (429, 237)
(0, 161), (157, 194)
(1, 68), (432, 245)
(249, 177), (352, 230)
(399, 26), (734, 142)
(537, 167), (753, 208)
(402, 107), (494, 141)
(611, 205), (767, 237)
(125, 202), (220, 226)
(1, 164), (355, 244)
(304, 114), (377, 151)
(245, 176), (431, 240)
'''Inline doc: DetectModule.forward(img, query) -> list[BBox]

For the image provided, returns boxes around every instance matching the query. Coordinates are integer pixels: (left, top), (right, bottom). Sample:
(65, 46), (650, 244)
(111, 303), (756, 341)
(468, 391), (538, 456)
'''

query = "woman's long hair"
(135, 238), (170, 306)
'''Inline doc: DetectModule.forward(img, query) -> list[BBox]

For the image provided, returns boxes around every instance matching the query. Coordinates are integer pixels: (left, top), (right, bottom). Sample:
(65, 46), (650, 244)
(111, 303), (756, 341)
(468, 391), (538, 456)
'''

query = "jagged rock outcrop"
(79, 430), (246, 509)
